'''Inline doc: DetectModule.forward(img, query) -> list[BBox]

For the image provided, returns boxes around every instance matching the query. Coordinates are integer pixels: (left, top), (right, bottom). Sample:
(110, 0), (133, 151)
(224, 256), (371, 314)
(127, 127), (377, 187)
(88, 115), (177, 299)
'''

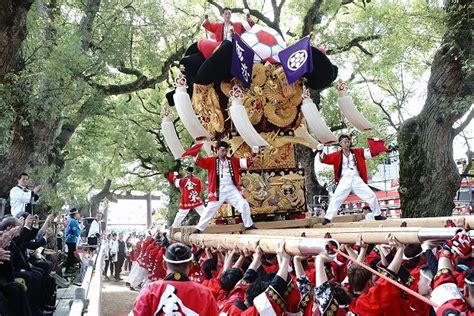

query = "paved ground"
(101, 272), (139, 316)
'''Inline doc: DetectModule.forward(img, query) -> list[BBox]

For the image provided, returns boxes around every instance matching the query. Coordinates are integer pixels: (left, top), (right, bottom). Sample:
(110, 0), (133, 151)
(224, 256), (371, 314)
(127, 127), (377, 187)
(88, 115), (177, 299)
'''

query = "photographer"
(9, 173), (43, 217)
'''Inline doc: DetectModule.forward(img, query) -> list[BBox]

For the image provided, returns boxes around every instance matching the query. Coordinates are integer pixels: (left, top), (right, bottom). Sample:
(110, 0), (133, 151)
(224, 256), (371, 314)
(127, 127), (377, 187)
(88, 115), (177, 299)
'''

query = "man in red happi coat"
(318, 134), (388, 224)
(167, 166), (205, 227)
(431, 229), (474, 315)
(132, 243), (218, 316)
(197, 8), (255, 59)
(194, 141), (256, 232)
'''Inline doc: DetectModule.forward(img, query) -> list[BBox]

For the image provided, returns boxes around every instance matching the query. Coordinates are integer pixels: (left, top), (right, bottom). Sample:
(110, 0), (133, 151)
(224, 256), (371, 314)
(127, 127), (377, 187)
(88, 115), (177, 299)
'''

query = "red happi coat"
(349, 277), (418, 316)
(202, 21), (254, 42)
(196, 156), (252, 201)
(321, 148), (369, 184)
(137, 239), (154, 267)
(170, 173), (203, 210)
(432, 269), (472, 315)
(133, 279), (219, 316)
(131, 240), (143, 262)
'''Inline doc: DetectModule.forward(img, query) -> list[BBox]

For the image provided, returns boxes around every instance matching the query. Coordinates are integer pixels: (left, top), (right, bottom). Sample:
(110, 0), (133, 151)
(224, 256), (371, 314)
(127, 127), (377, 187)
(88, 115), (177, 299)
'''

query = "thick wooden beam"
(320, 216), (474, 229)
(172, 231), (339, 256)
(243, 227), (471, 244)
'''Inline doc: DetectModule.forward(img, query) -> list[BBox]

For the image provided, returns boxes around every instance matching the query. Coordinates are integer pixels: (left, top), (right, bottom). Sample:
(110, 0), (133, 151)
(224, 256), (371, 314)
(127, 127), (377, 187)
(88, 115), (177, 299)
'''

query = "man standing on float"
(318, 134), (387, 225)
(193, 141), (256, 233)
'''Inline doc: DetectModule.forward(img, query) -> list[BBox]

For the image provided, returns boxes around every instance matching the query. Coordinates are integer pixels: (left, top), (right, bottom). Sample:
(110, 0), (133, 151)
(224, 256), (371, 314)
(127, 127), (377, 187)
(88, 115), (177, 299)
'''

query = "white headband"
(163, 254), (193, 264)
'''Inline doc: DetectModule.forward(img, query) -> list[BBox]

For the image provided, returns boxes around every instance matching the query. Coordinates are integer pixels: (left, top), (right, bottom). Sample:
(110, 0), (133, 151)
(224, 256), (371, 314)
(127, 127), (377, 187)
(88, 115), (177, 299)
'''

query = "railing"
(69, 242), (105, 316)
(85, 243), (105, 315)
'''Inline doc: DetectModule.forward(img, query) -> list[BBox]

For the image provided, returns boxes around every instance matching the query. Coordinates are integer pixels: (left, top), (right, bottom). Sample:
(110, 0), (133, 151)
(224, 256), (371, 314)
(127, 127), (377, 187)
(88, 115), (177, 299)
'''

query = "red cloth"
(321, 148), (369, 184)
(131, 240), (143, 262)
(202, 277), (221, 299)
(197, 40), (221, 59)
(132, 280), (218, 316)
(202, 21), (254, 42)
(367, 138), (388, 157)
(218, 282), (247, 313)
(181, 143), (203, 158)
(150, 247), (166, 281)
(262, 264), (279, 275)
(196, 156), (252, 201)
(171, 173), (204, 210)
(432, 270), (472, 315)
(349, 278), (402, 315)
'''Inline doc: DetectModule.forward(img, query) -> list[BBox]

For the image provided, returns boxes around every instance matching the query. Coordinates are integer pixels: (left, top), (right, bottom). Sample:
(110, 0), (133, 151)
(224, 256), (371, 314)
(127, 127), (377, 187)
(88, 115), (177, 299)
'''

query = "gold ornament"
(192, 83), (225, 135)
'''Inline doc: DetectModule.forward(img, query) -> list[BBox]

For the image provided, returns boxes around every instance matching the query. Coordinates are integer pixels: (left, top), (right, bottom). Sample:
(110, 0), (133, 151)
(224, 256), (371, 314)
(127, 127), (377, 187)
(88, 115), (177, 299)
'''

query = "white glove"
(251, 146), (260, 154)
(317, 144), (324, 152)
(243, 8), (250, 15)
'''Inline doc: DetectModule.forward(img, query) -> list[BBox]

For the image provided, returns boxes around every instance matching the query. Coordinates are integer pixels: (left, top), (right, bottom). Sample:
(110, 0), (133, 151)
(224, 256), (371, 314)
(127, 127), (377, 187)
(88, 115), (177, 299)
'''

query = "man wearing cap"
(193, 140), (256, 233)
(167, 167), (205, 227)
(317, 135), (388, 225)
(132, 243), (218, 316)
(64, 208), (81, 273)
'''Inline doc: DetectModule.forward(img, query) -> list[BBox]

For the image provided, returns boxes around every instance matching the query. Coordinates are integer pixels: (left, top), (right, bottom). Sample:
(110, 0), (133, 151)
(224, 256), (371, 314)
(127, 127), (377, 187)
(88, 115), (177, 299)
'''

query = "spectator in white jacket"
(9, 172), (43, 217)
(102, 234), (114, 279)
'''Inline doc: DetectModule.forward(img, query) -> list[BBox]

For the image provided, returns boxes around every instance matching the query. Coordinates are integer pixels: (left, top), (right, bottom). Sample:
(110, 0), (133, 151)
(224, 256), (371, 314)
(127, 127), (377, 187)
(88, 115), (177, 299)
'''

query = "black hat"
(338, 134), (351, 143)
(68, 208), (78, 216)
(186, 166), (194, 173)
(164, 243), (193, 264)
(216, 140), (230, 149)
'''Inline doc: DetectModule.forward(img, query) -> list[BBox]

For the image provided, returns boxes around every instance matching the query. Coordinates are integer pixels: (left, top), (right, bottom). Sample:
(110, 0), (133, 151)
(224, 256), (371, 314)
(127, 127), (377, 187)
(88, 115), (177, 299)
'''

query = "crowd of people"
(128, 219), (474, 316)
(0, 172), (105, 315)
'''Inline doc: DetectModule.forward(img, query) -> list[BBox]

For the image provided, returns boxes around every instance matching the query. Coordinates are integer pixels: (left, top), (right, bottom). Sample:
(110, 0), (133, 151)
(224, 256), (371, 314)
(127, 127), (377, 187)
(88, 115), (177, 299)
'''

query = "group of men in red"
(130, 218), (474, 315)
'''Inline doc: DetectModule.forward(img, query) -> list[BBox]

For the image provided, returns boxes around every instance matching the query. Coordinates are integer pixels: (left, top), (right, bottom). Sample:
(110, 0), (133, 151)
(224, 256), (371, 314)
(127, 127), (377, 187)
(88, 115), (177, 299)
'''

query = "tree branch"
(460, 132), (473, 177)
(454, 108), (474, 136)
(207, 0), (283, 36)
(86, 46), (187, 95)
(360, 73), (398, 130)
(326, 34), (382, 55)
(301, 0), (323, 36)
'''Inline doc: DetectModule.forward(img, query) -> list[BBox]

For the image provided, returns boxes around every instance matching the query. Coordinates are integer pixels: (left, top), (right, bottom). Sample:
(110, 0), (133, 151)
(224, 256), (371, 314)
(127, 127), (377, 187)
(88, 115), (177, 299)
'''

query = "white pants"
(196, 187), (253, 231)
(325, 175), (381, 220)
(172, 205), (205, 227)
(127, 262), (148, 288)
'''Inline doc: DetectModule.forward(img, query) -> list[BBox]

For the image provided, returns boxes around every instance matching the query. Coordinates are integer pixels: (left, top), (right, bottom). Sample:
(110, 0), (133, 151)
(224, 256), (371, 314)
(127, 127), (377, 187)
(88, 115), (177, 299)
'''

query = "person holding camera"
(9, 172), (43, 217)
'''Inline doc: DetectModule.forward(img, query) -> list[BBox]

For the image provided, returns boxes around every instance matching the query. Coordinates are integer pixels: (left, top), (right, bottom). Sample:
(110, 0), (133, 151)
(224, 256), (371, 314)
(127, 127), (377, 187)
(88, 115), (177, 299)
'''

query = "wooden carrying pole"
(171, 231), (339, 257)
(243, 227), (473, 244)
(321, 215), (474, 229)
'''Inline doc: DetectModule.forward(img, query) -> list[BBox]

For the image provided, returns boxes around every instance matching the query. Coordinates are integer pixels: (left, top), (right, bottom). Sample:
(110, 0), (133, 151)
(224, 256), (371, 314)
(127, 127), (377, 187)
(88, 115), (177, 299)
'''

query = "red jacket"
(133, 280), (218, 316)
(203, 20), (254, 42)
(169, 173), (203, 210)
(196, 156), (252, 201)
(432, 269), (473, 315)
(321, 148), (369, 183)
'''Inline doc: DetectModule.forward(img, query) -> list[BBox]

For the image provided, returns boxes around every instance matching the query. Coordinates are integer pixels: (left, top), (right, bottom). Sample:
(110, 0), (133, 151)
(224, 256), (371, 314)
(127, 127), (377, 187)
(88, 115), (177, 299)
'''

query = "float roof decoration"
(241, 25), (286, 63)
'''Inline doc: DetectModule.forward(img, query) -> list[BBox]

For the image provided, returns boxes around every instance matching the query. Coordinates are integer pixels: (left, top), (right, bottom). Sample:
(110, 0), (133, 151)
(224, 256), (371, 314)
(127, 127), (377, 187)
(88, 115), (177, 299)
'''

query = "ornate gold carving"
(192, 83), (225, 135)
(240, 170), (306, 215)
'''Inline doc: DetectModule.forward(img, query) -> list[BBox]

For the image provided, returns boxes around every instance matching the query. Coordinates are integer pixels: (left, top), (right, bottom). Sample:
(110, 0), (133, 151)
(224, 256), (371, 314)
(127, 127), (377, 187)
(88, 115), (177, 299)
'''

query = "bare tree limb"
(326, 34), (382, 55)
(359, 73), (398, 130)
(207, 0), (283, 36)
(86, 46), (186, 95)
(460, 132), (473, 177)
(301, 0), (323, 36)
(454, 108), (474, 136)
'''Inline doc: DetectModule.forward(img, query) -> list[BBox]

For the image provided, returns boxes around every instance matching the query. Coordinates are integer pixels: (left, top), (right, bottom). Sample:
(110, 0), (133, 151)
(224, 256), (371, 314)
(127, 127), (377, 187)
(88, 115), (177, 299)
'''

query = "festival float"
(161, 18), (384, 226)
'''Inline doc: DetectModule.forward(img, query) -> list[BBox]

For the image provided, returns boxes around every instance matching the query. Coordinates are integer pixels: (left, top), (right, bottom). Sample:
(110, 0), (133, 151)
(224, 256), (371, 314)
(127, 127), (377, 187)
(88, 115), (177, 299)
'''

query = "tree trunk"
(295, 144), (328, 208)
(0, 0), (34, 80)
(398, 0), (473, 218)
(89, 179), (112, 217)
